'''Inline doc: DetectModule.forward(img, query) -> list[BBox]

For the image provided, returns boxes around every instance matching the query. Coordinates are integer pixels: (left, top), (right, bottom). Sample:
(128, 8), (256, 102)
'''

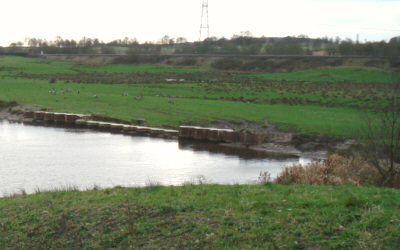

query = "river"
(0, 121), (310, 196)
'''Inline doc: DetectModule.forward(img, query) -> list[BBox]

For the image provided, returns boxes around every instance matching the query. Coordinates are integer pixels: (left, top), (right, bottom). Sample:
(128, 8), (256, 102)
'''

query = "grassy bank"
(0, 56), (399, 137)
(0, 79), (373, 136)
(0, 184), (399, 248)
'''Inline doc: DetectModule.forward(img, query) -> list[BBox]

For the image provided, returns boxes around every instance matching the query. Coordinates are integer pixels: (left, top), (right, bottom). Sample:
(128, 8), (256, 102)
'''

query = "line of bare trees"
(2, 34), (400, 58)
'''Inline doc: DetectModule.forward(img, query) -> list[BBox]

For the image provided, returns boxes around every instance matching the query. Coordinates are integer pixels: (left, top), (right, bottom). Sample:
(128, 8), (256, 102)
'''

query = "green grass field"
(0, 55), (398, 137)
(0, 79), (374, 136)
(0, 56), (206, 75)
(0, 56), (79, 75)
(0, 184), (399, 248)
(251, 67), (400, 83)
(75, 63), (208, 74)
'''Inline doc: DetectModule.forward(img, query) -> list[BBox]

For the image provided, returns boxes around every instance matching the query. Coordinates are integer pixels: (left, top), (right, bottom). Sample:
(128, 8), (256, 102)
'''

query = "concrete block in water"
(179, 126), (235, 142)
(194, 127), (209, 140)
(161, 129), (179, 139)
(129, 126), (139, 133)
(110, 123), (124, 130)
(147, 128), (163, 136)
(163, 129), (179, 136)
(178, 126), (198, 139)
(221, 131), (241, 143)
(75, 119), (87, 126)
(65, 114), (80, 123)
(23, 119), (34, 125)
(207, 129), (220, 141)
(98, 122), (111, 128)
(43, 112), (54, 121)
(33, 111), (45, 120)
(122, 125), (134, 132)
(24, 111), (34, 118)
(53, 113), (66, 123)
(135, 126), (151, 135)
(207, 128), (234, 142)
(240, 133), (265, 145)
(86, 120), (100, 128)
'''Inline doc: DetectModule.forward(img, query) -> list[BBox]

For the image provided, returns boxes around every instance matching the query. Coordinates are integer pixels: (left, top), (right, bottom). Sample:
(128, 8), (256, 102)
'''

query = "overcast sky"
(1, 0), (399, 46)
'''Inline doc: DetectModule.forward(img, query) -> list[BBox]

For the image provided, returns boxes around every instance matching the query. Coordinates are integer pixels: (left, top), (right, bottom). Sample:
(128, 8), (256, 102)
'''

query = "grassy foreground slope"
(0, 184), (399, 248)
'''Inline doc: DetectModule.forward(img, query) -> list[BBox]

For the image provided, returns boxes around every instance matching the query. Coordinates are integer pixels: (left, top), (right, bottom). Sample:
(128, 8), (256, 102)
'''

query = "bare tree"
(159, 35), (169, 45)
(176, 37), (187, 44)
(360, 95), (400, 186)
(27, 38), (38, 47)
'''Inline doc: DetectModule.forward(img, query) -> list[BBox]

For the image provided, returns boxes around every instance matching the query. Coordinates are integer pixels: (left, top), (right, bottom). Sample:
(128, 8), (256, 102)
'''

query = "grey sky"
(1, 0), (399, 46)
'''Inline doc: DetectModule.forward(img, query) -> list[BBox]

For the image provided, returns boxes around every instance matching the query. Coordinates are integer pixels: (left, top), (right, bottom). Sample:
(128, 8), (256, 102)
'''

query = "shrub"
(112, 55), (166, 64)
(389, 57), (400, 68)
(177, 57), (197, 66)
(274, 154), (399, 187)
(211, 58), (243, 70)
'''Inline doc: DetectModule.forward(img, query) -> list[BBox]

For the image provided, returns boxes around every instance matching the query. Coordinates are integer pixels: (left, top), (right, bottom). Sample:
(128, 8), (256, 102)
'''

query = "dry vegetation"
(276, 154), (400, 188)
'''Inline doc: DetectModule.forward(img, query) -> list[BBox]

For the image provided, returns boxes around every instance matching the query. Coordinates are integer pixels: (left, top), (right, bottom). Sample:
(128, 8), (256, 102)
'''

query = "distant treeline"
(1, 34), (400, 57)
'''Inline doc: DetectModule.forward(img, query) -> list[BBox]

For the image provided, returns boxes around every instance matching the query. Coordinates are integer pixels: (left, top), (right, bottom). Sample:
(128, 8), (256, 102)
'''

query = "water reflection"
(179, 139), (299, 160)
(0, 121), (309, 196)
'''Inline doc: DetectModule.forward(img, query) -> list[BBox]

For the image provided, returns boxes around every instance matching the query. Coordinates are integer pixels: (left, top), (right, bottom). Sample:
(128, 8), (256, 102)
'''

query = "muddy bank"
(207, 119), (354, 159)
(0, 105), (353, 159)
(0, 103), (40, 122)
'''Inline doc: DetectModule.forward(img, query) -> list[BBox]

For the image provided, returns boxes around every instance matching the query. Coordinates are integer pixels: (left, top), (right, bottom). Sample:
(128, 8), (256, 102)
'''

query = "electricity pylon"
(199, 0), (210, 41)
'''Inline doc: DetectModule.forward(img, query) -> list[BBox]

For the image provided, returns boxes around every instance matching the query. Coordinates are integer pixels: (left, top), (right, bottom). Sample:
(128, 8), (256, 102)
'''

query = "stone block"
(24, 111), (34, 118)
(75, 119), (87, 126)
(53, 113), (66, 122)
(86, 121), (100, 128)
(135, 126), (151, 134)
(44, 112), (54, 121)
(110, 123), (124, 130)
(222, 131), (241, 143)
(207, 129), (220, 141)
(65, 114), (80, 123)
(162, 129), (179, 136)
(148, 128), (164, 136)
(240, 133), (265, 145)
(179, 126), (197, 139)
(98, 122), (111, 128)
(33, 111), (46, 120)
(194, 127), (209, 140)
(122, 125), (134, 132)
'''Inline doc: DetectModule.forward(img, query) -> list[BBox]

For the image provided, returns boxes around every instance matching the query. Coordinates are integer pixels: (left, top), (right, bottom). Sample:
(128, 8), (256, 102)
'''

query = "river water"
(0, 121), (310, 195)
